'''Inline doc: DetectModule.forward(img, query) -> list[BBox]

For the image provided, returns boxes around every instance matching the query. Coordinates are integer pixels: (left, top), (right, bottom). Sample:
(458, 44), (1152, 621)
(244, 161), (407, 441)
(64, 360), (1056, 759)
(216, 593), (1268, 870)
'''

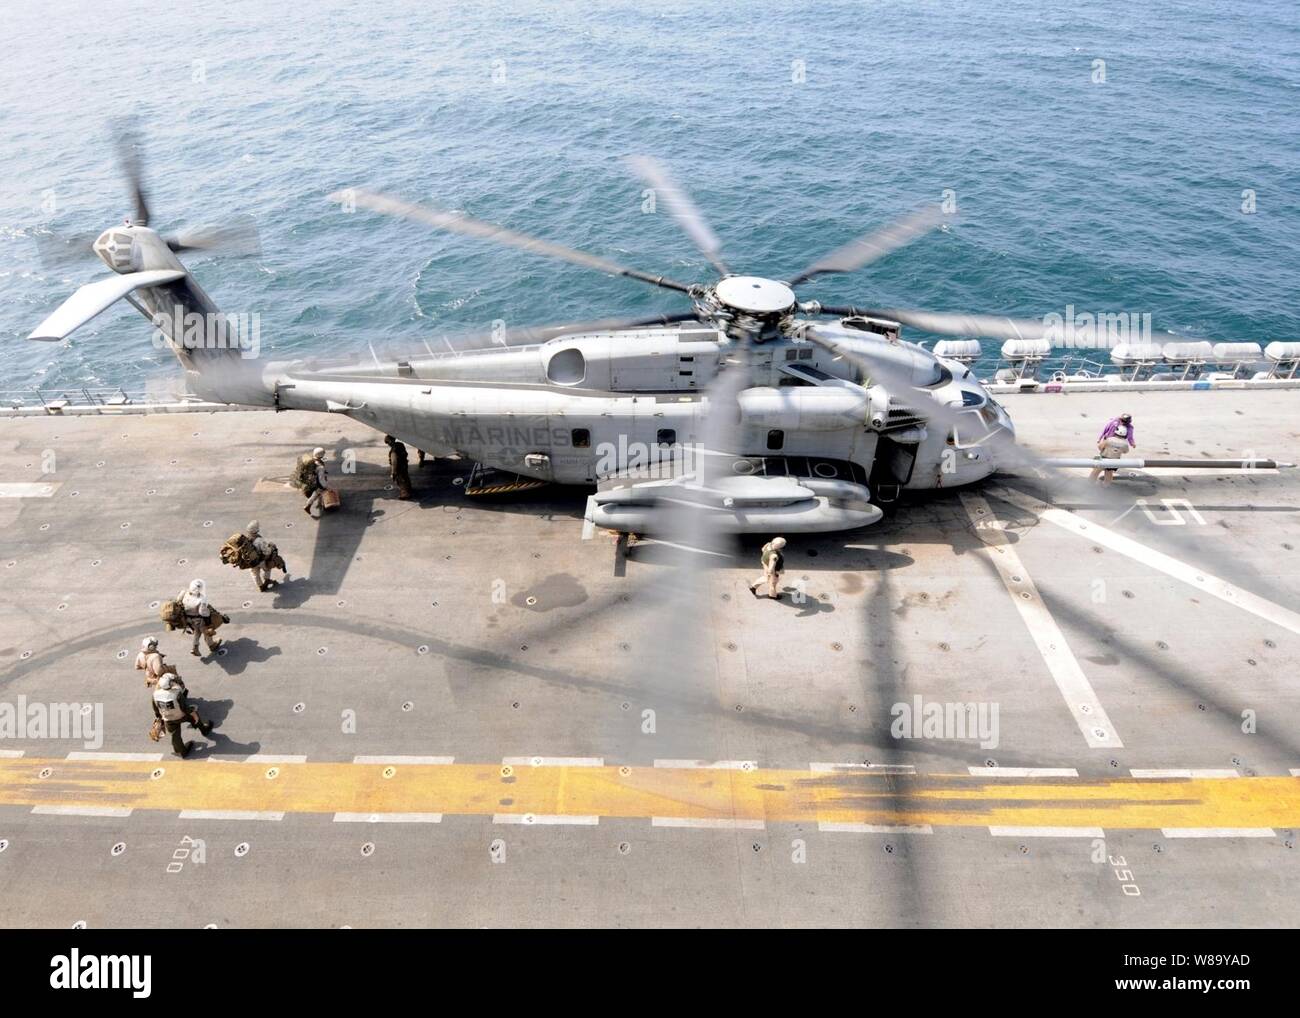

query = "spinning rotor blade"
(626, 156), (729, 277)
(815, 304), (1052, 343)
(331, 188), (697, 296)
(609, 347), (750, 767)
(353, 311), (705, 367)
(33, 231), (104, 271)
(788, 206), (946, 287)
(804, 324), (1295, 607)
(165, 214), (263, 258)
(112, 119), (152, 227)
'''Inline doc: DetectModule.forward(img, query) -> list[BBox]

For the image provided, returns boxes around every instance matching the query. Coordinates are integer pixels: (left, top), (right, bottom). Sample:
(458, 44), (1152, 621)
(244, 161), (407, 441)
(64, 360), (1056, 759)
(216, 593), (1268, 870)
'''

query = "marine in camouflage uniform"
(244, 520), (287, 591)
(385, 435), (413, 500)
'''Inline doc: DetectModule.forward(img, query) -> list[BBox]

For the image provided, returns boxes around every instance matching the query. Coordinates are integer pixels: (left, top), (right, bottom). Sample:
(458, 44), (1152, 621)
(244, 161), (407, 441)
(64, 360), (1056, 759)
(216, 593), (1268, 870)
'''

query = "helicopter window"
(657, 429), (676, 445)
(767, 429), (785, 451)
(798, 348), (813, 359)
(784, 349), (798, 361)
(571, 428), (590, 448)
(546, 348), (586, 385)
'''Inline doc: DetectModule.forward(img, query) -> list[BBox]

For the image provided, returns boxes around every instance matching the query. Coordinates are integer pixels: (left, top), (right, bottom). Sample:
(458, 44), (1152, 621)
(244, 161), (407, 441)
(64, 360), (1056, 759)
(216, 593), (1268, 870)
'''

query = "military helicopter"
(28, 130), (1072, 539)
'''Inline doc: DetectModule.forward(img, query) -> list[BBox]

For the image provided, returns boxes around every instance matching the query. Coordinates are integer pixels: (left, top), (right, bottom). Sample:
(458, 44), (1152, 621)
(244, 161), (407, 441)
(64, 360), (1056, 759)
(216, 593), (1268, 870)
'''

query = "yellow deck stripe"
(2, 758), (1298, 829)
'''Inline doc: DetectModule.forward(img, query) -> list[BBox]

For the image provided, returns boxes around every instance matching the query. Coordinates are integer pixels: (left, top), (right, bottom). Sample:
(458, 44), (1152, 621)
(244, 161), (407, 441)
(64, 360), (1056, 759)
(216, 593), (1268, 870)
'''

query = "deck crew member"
(134, 636), (178, 688)
(181, 578), (223, 657)
(245, 520), (287, 591)
(748, 536), (788, 600)
(303, 447), (330, 516)
(1089, 412), (1136, 485)
(151, 673), (214, 758)
(385, 435), (413, 500)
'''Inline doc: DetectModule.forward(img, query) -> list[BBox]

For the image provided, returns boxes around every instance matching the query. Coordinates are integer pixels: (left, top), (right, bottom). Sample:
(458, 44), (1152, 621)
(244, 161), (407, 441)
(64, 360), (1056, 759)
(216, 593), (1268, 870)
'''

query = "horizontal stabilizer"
(26, 269), (186, 341)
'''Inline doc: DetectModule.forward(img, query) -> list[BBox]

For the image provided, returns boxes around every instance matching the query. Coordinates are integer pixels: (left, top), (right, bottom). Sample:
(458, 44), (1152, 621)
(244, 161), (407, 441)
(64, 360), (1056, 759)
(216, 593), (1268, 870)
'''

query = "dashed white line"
(66, 751), (163, 762)
(1161, 828), (1276, 839)
(0, 750), (26, 759)
(502, 756), (603, 768)
(811, 762), (916, 775)
(31, 805), (132, 818)
(352, 755), (454, 765)
(817, 822), (933, 834)
(0, 483), (58, 498)
(493, 813), (599, 826)
(654, 759), (756, 771)
(651, 817), (765, 830)
(333, 812), (443, 824)
(961, 491), (1123, 749)
(208, 754), (307, 764)
(968, 767), (1079, 777)
(989, 826), (1105, 838)
(179, 810), (285, 821)
(1130, 768), (1240, 779)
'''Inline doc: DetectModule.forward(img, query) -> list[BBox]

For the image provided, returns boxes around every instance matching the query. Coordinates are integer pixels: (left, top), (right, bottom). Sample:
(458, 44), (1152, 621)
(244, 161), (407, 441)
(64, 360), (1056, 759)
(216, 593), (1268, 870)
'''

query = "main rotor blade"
(815, 304), (1052, 343)
(112, 118), (151, 227)
(788, 206), (946, 287)
(804, 323), (1296, 610)
(331, 188), (697, 295)
(626, 156), (729, 277)
(610, 348), (750, 767)
(301, 312), (707, 377)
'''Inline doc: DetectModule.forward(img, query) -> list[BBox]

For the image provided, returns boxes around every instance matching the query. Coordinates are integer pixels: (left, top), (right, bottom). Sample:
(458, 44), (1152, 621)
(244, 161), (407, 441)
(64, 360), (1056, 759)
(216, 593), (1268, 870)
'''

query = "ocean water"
(2, 0), (1297, 393)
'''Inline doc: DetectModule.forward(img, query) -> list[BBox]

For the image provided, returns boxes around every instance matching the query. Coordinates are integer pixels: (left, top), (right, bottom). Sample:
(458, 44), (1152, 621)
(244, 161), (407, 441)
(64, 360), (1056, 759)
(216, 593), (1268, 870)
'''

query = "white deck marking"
(333, 812), (443, 823)
(66, 751), (163, 762)
(0, 750), (26, 759)
(639, 539), (730, 558)
(654, 759), (756, 771)
(968, 767), (1079, 777)
(1291, 769), (1300, 777)
(351, 755), (454, 765)
(960, 492), (1123, 749)
(503, 756), (603, 768)
(1137, 467), (1279, 476)
(993, 486), (1300, 637)
(208, 754), (308, 764)
(817, 822), (933, 834)
(493, 813), (599, 826)
(811, 763), (916, 775)
(179, 810), (285, 821)
(1161, 828), (1276, 838)
(0, 483), (58, 498)
(1130, 768), (1239, 778)
(989, 826), (1105, 838)
(652, 817), (766, 830)
(31, 805), (132, 818)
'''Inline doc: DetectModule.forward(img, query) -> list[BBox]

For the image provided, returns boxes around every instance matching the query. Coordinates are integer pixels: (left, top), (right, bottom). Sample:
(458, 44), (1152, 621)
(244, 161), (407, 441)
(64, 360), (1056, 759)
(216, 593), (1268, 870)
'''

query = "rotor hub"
(713, 276), (797, 316)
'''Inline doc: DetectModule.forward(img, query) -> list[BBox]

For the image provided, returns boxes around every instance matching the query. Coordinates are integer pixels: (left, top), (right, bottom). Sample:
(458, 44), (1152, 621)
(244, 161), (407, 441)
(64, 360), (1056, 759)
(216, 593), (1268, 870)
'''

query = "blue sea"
(2, 0), (1297, 394)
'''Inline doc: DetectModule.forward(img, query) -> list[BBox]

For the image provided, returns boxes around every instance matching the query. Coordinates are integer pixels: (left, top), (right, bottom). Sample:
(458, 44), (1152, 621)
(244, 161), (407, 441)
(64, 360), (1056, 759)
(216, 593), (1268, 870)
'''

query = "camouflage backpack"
(220, 533), (261, 569)
(158, 599), (186, 631)
(292, 453), (319, 493)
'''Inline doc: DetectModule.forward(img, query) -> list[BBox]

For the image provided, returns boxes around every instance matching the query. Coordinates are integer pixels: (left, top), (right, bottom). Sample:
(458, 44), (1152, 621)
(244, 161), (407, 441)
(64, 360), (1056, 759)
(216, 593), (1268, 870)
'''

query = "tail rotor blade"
(166, 214), (263, 258)
(111, 118), (151, 227)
